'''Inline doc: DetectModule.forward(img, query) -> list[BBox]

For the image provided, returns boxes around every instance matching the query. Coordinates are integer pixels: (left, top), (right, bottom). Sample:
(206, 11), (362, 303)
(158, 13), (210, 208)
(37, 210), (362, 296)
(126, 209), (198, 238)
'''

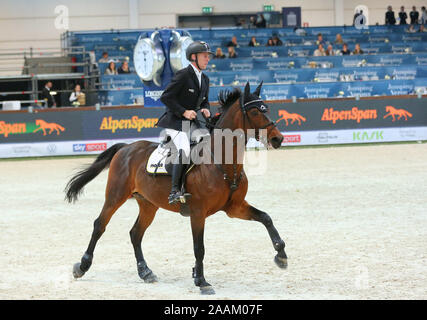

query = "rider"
(157, 41), (212, 204)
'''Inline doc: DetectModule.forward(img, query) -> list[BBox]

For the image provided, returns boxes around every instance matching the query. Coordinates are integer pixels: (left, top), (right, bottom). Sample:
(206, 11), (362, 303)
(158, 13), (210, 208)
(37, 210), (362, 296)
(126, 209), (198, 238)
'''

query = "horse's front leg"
(226, 200), (288, 269)
(190, 211), (215, 295)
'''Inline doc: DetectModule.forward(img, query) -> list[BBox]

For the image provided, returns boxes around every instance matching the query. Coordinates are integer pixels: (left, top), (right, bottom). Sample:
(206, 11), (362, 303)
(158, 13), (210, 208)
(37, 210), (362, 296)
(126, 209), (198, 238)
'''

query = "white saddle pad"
(146, 144), (171, 174)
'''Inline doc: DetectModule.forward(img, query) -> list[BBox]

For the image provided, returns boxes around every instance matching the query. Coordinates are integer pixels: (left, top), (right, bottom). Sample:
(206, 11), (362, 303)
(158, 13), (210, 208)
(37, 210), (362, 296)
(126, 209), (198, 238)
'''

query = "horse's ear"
(253, 81), (263, 97)
(244, 82), (250, 99)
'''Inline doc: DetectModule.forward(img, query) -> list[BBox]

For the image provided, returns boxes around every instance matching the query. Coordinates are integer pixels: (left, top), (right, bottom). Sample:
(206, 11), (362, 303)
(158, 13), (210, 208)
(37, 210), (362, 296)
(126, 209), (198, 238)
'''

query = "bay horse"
(65, 82), (288, 295)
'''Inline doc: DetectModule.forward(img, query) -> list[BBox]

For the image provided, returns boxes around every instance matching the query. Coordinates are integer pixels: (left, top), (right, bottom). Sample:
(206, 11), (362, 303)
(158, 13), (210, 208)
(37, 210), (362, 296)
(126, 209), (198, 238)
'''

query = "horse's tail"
(64, 143), (127, 203)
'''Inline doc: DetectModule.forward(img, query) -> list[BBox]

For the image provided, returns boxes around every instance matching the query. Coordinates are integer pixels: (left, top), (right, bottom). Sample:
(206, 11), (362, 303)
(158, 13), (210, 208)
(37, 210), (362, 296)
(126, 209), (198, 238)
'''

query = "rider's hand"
(183, 110), (197, 120)
(200, 109), (211, 118)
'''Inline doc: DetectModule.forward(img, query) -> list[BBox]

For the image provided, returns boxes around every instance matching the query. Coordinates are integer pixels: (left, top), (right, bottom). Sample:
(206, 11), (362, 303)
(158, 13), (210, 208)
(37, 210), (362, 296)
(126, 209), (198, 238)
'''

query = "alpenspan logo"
(276, 109), (306, 126)
(0, 119), (65, 138)
(383, 106), (413, 122)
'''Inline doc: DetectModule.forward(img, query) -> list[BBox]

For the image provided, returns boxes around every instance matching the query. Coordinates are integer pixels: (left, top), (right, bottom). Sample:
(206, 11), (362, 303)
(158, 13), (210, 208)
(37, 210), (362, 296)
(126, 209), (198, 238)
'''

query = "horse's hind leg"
(130, 197), (158, 283)
(73, 176), (131, 279)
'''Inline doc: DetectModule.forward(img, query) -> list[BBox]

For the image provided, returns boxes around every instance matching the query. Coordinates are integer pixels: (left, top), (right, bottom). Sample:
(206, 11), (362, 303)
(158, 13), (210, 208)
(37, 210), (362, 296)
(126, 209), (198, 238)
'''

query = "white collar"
(190, 63), (202, 77)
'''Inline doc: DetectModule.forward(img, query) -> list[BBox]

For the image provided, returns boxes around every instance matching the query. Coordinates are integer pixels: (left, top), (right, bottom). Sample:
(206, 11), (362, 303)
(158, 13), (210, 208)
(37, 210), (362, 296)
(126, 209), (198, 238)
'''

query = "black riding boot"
(168, 151), (186, 204)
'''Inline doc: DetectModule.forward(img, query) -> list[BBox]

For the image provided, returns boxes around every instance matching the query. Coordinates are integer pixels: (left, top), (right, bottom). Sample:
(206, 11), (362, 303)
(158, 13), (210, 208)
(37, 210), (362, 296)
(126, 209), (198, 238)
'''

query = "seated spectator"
(248, 36), (260, 47)
(335, 33), (344, 45)
(385, 6), (396, 25)
(118, 60), (131, 74)
(316, 33), (326, 46)
(249, 16), (257, 28)
(227, 46), (238, 58)
(407, 24), (418, 33)
(69, 84), (86, 106)
(266, 38), (274, 47)
(410, 6), (419, 24)
(41, 81), (56, 108)
(226, 36), (239, 48)
(104, 61), (118, 75)
(353, 43), (364, 55)
(313, 44), (326, 56)
(325, 44), (335, 56)
(98, 52), (109, 63)
(272, 35), (283, 46)
(214, 47), (226, 59)
(419, 24), (427, 32)
(399, 6), (408, 25)
(341, 43), (351, 55)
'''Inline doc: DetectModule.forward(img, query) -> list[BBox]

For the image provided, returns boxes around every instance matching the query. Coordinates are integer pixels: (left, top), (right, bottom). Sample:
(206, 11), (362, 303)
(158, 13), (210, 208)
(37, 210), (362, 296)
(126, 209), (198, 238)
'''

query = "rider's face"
(195, 52), (210, 70)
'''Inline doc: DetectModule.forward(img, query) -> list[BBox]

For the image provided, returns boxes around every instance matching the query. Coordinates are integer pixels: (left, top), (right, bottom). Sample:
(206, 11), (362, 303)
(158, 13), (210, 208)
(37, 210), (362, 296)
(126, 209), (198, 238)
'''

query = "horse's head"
(241, 82), (283, 149)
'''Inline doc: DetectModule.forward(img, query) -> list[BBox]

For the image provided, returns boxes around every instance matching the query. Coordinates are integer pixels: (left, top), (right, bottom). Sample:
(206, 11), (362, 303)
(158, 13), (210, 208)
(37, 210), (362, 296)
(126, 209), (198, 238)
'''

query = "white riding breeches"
(163, 123), (210, 159)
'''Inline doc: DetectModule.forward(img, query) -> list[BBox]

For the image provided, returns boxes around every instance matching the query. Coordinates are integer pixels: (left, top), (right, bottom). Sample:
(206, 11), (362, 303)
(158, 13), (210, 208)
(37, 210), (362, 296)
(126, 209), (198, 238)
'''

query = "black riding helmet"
(186, 41), (213, 69)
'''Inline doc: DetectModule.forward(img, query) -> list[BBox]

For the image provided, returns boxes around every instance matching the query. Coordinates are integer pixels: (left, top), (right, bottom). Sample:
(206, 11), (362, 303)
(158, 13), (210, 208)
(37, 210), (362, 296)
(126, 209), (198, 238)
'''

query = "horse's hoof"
(72, 263), (85, 279)
(200, 285), (215, 295)
(139, 267), (158, 283)
(274, 255), (288, 269)
(143, 271), (158, 283)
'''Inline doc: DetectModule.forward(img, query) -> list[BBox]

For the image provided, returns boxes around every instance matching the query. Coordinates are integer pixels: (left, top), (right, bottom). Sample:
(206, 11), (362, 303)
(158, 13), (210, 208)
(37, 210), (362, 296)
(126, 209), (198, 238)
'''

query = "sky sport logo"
(73, 143), (107, 152)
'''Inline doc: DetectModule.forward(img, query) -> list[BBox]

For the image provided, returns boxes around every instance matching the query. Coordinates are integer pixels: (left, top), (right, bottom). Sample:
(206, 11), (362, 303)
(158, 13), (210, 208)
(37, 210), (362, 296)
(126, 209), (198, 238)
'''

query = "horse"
(277, 109), (307, 126)
(65, 82), (288, 295)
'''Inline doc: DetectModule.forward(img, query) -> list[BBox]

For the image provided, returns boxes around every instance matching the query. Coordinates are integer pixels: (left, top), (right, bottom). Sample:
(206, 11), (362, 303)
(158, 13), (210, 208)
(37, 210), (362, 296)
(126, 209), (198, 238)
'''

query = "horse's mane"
(218, 87), (241, 113)
(207, 87), (242, 132)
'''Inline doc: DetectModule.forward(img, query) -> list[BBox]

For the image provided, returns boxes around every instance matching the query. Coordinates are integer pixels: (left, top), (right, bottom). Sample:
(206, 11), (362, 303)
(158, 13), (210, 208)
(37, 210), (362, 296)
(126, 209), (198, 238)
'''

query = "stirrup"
(168, 191), (181, 204)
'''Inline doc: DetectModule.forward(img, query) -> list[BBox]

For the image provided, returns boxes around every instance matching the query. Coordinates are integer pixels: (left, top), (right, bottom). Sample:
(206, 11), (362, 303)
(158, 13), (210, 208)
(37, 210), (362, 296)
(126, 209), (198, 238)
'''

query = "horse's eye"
(251, 110), (259, 116)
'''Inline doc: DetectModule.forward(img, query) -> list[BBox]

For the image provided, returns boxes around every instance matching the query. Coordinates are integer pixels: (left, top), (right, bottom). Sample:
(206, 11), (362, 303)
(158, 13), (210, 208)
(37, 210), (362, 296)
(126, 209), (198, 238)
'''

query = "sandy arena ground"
(0, 143), (426, 300)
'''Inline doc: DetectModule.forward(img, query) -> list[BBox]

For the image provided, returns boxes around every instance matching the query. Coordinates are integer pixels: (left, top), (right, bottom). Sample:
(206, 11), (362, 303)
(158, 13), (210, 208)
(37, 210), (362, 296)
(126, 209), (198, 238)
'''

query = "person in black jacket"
(399, 6), (408, 24)
(410, 6), (419, 24)
(385, 6), (396, 25)
(158, 41), (212, 204)
(40, 81), (56, 108)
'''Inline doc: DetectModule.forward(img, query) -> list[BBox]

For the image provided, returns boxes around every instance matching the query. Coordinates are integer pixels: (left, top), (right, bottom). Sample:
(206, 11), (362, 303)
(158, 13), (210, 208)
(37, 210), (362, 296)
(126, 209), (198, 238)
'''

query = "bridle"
(239, 95), (277, 142)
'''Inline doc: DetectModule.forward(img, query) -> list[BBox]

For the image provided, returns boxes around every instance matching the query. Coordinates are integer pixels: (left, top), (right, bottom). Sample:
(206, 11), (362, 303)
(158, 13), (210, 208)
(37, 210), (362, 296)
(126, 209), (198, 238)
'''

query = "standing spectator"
(313, 44), (326, 56)
(41, 81), (56, 108)
(325, 44), (335, 56)
(385, 6), (396, 25)
(410, 6), (419, 24)
(226, 36), (239, 48)
(272, 35), (283, 46)
(256, 14), (266, 28)
(118, 60), (131, 74)
(214, 47), (226, 59)
(248, 36), (260, 47)
(104, 61), (118, 75)
(399, 6), (408, 25)
(421, 7), (427, 25)
(341, 43), (351, 55)
(69, 84), (86, 106)
(249, 16), (257, 28)
(227, 46), (238, 58)
(353, 43), (364, 55)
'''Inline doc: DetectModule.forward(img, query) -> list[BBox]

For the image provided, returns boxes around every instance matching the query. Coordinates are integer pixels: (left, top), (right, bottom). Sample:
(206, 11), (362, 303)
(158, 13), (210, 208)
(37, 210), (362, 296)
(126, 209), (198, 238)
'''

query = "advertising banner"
(1, 96), (426, 158)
